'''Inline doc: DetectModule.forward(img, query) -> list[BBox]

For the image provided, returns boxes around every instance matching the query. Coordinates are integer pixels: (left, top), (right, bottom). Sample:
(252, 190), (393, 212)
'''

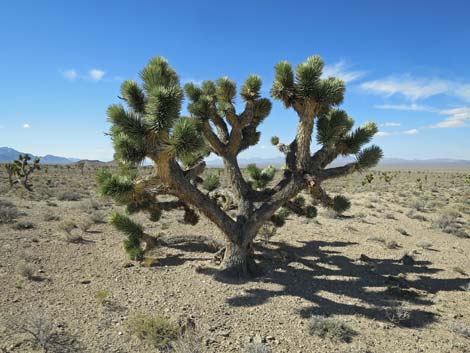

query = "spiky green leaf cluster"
(316, 109), (353, 145)
(271, 56), (345, 109)
(241, 75), (262, 101)
(121, 80), (146, 113)
(356, 145), (383, 169)
(246, 164), (276, 189)
(109, 212), (144, 260)
(202, 174), (220, 191)
(96, 168), (135, 204)
(331, 195), (351, 214)
(165, 117), (204, 160)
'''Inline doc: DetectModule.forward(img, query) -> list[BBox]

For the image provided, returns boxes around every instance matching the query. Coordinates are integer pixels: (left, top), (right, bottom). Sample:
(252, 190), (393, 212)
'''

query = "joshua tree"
(98, 56), (382, 276)
(4, 154), (40, 190)
(4, 162), (18, 187)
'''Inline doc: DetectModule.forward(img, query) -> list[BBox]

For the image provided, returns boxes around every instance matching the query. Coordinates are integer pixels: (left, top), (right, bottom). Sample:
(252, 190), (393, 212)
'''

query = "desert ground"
(0, 164), (469, 353)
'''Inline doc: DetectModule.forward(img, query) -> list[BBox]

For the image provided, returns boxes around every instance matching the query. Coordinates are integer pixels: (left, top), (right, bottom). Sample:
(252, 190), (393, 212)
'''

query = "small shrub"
(448, 321), (470, 339)
(14, 220), (35, 230)
(242, 342), (271, 353)
(43, 214), (60, 222)
(0, 199), (19, 223)
(396, 227), (409, 236)
(406, 210), (427, 221)
(258, 224), (277, 245)
(16, 260), (35, 280)
(385, 306), (411, 325)
(57, 191), (81, 201)
(385, 240), (399, 249)
(367, 236), (386, 244)
(452, 266), (467, 275)
(308, 316), (355, 342)
(331, 195), (351, 215)
(434, 209), (468, 238)
(128, 313), (180, 350)
(202, 174), (220, 191)
(5, 311), (78, 352)
(58, 220), (83, 243)
(409, 198), (426, 212)
(460, 282), (470, 291)
(172, 331), (204, 353)
(77, 218), (93, 233)
(95, 290), (110, 306)
(416, 240), (433, 250)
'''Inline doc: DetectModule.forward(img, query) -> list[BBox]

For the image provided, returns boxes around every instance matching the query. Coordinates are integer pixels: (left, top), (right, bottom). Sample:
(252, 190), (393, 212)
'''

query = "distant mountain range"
(1, 147), (470, 169)
(0, 147), (80, 165)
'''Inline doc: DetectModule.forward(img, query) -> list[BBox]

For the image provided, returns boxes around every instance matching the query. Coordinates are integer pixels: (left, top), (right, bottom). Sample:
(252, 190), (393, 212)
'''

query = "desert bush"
(128, 313), (180, 350)
(385, 240), (399, 249)
(396, 227), (409, 236)
(308, 316), (355, 342)
(242, 342), (271, 353)
(433, 209), (468, 238)
(58, 220), (83, 243)
(77, 217), (93, 232)
(95, 290), (110, 306)
(416, 240), (433, 250)
(80, 199), (101, 213)
(0, 199), (19, 223)
(57, 191), (81, 201)
(14, 220), (35, 230)
(5, 310), (79, 352)
(16, 260), (35, 280)
(258, 223), (277, 245)
(385, 306), (410, 325)
(331, 195), (351, 215)
(172, 331), (204, 353)
(460, 282), (470, 291)
(43, 213), (60, 222)
(89, 211), (106, 224)
(367, 236), (386, 244)
(202, 174), (220, 191)
(452, 266), (467, 275)
(448, 321), (470, 339)
(409, 198), (426, 212)
(406, 210), (427, 221)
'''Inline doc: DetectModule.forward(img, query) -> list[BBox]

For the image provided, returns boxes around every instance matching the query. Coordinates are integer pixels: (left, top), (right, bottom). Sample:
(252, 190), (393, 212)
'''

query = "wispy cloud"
(361, 75), (470, 102)
(23, 123), (30, 128)
(376, 131), (391, 137)
(62, 69), (78, 81)
(377, 101), (470, 129)
(376, 103), (435, 112)
(89, 69), (105, 81)
(403, 128), (419, 135)
(429, 107), (470, 128)
(381, 122), (401, 127)
(322, 61), (366, 83)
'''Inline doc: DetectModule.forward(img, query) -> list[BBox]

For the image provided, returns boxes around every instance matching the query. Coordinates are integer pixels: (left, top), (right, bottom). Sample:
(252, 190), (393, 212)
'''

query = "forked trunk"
(220, 239), (258, 277)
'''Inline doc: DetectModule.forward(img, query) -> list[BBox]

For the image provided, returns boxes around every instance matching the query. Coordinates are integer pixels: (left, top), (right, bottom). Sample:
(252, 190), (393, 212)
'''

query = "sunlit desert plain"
(1, 164), (469, 353)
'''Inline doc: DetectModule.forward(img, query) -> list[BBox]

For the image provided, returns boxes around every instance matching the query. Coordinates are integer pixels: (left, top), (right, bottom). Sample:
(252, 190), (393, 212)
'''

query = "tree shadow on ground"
(197, 239), (468, 328)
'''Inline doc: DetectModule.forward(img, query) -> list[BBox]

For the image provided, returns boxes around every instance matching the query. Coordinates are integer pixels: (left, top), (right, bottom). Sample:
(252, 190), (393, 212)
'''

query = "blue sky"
(1, 0), (469, 161)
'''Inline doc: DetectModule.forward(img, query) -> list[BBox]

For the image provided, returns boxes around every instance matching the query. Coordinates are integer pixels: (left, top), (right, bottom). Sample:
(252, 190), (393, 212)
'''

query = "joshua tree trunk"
(220, 238), (257, 276)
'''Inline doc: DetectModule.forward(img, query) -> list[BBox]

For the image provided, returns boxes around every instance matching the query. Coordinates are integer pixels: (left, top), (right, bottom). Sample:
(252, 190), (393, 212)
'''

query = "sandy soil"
(0, 166), (469, 353)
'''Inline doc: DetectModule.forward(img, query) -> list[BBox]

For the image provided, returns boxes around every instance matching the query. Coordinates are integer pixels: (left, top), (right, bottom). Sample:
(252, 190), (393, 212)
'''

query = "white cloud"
(23, 123), (30, 128)
(403, 129), (419, 135)
(429, 107), (470, 128)
(89, 69), (105, 81)
(361, 75), (449, 101)
(381, 122), (401, 127)
(322, 61), (366, 83)
(376, 131), (391, 137)
(375, 103), (435, 112)
(63, 69), (78, 81)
